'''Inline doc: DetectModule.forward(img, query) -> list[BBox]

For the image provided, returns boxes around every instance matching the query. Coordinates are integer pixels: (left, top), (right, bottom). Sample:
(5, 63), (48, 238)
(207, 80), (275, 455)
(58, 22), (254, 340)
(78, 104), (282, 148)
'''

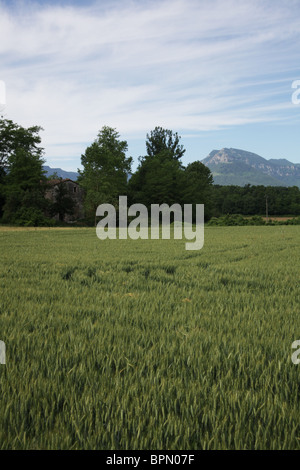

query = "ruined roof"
(46, 178), (79, 186)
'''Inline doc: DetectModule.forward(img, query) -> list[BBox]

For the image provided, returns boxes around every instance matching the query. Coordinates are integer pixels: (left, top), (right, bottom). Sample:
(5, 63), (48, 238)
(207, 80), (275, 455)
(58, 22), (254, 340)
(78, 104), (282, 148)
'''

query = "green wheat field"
(0, 225), (299, 450)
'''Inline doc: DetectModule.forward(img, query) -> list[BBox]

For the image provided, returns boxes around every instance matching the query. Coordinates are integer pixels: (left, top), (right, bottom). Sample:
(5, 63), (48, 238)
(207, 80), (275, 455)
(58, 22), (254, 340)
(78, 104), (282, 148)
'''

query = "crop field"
(0, 225), (299, 450)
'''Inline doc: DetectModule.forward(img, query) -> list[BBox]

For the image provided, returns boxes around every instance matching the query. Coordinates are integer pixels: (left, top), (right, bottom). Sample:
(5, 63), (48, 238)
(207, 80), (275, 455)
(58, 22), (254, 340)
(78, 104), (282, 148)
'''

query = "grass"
(0, 225), (299, 449)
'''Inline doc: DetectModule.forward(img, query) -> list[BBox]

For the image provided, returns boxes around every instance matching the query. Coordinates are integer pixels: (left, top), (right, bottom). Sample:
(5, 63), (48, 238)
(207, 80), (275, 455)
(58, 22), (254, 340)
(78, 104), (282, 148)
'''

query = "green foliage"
(129, 127), (186, 206)
(210, 184), (300, 217)
(129, 151), (185, 206)
(0, 117), (46, 224)
(0, 117), (43, 169)
(283, 216), (300, 225)
(207, 214), (300, 226)
(183, 161), (214, 220)
(130, 130), (188, 210)
(0, 226), (299, 449)
(1, 117), (299, 226)
(129, 129), (213, 214)
(49, 181), (75, 222)
(13, 207), (52, 227)
(0, 166), (6, 218)
(2, 147), (47, 224)
(145, 126), (186, 160)
(79, 126), (132, 224)
(207, 214), (265, 226)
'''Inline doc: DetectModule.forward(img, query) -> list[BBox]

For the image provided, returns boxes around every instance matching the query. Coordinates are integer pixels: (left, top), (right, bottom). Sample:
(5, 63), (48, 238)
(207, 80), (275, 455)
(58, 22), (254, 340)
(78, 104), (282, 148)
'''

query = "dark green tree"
(3, 147), (47, 225)
(49, 181), (75, 222)
(0, 117), (46, 223)
(0, 165), (6, 218)
(78, 126), (132, 224)
(145, 126), (185, 160)
(209, 184), (300, 218)
(129, 152), (185, 206)
(128, 127), (186, 207)
(0, 117), (43, 169)
(183, 161), (214, 220)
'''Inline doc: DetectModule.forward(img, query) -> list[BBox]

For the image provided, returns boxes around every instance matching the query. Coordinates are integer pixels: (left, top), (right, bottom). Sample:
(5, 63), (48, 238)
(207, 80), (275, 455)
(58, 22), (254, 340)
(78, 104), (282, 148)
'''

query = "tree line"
(1, 117), (300, 226)
(210, 185), (300, 217)
(78, 125), (213, 224)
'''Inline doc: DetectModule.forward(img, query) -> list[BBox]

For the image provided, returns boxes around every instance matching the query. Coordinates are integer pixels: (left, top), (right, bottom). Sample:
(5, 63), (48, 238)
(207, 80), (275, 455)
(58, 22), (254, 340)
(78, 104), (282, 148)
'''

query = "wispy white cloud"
(1, 0), (300, 168)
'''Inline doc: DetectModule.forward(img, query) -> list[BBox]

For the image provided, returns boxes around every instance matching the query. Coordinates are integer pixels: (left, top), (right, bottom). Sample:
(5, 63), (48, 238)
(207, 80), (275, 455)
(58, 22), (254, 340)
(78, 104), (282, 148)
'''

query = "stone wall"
(45, 179), (85, 222)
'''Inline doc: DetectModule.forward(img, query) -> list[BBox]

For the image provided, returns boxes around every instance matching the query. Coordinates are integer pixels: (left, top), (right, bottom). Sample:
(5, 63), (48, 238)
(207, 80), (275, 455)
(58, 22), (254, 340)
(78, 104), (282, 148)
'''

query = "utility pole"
(266, 194), (269, 223)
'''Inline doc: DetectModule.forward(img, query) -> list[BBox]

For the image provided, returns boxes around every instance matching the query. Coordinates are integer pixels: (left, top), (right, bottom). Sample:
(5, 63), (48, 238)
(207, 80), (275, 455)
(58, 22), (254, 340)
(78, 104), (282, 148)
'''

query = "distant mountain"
(43, 165), (79, 181)
(202, 148), (300, 187)
(43, 166), (132, 182)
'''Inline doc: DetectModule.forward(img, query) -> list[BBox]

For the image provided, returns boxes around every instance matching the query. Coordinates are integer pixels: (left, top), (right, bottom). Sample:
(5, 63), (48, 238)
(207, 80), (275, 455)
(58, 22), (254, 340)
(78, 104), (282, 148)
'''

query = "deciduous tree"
(78, 126), (132, 224)
(128, 127), (186, 207)
(0, 117), (46, 224)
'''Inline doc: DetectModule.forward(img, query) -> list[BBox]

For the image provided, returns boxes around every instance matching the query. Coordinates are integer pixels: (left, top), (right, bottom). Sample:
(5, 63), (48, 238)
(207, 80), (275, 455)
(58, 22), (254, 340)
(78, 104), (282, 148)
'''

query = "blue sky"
(1, 0), (300, 171)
